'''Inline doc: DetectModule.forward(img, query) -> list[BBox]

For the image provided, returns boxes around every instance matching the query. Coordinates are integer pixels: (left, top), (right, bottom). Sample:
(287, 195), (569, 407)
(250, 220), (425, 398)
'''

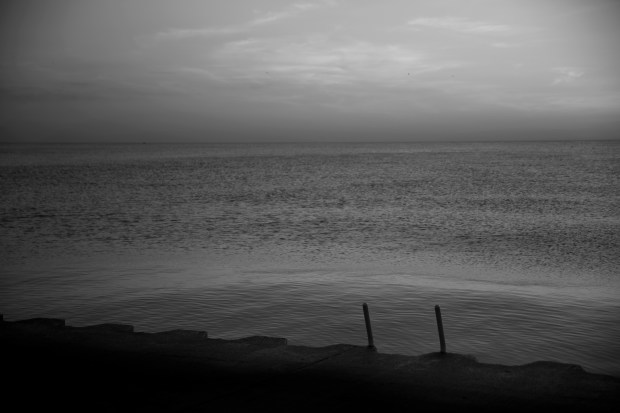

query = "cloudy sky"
(1, 0), (619, 142)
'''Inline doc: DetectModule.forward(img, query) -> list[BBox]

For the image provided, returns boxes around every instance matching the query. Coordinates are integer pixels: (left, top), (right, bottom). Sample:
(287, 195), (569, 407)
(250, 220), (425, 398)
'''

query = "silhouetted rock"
(152, 329), (208, 339)
(81, 323), (134, 333)
(15, 317), (65, 328)
(233, 335), (288, 347)
(1, 317), (618, 412)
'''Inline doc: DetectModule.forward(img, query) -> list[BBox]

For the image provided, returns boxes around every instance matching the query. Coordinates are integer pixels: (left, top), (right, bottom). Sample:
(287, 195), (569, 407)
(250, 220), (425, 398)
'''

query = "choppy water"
(1, 141), (619, 375)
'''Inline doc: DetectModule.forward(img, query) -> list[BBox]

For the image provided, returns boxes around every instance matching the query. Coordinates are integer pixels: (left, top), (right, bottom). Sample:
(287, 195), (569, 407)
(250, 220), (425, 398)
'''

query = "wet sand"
(1, 316), (618, 412)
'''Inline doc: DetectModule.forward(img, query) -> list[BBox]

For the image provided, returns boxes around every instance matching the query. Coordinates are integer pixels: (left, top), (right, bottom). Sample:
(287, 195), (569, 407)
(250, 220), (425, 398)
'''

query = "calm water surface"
(1, 141), (619, 375)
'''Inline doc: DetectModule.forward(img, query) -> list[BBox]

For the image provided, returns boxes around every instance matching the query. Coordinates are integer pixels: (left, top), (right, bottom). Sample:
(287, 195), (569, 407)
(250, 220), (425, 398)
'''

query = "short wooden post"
(435, 305), (446, 354)
(362, 303), (377, 351)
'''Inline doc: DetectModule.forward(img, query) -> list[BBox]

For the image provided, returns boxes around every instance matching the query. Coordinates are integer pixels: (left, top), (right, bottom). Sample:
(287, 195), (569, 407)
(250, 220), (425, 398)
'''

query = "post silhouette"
(362, 303), (377, 351)
(435, 305), (447, 354)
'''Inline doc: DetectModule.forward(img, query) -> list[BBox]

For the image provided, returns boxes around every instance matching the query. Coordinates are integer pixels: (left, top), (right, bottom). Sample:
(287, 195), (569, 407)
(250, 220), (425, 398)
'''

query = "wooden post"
(435, 305), (446, 354)
(362, 303), (377, 351)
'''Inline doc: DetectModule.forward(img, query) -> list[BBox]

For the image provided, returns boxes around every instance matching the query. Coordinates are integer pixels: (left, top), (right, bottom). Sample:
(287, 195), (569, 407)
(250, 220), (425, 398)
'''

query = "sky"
(1, 0), (619, 143)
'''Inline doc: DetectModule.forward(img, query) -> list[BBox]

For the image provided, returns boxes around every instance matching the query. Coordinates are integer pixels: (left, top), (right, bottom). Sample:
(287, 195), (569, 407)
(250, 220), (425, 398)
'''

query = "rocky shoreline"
(1, 316), (618, 412)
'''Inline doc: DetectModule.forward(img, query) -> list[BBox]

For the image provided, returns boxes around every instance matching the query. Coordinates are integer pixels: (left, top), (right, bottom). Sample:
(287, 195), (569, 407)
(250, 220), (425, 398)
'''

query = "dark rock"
(153, 329), (208, 339)
(233, 335), (288, 347)
(1, 318), (618, 412)
(16, 317), (65, 328)
(80, 323), (135, 333)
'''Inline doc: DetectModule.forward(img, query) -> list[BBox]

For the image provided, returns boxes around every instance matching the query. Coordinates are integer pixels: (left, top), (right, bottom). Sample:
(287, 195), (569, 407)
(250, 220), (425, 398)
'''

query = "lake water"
(1, 141), (619, 376)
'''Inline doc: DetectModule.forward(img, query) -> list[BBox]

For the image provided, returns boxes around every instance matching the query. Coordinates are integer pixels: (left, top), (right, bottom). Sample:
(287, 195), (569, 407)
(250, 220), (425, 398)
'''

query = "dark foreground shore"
(1, 317), (618, 412)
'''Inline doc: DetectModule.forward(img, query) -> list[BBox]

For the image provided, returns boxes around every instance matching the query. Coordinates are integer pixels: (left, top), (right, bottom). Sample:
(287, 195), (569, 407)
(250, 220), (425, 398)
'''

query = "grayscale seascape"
(1, 140), (618, 376)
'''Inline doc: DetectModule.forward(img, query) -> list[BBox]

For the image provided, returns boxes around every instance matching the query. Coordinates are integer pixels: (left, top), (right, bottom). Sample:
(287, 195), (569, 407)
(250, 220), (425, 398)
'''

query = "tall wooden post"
(435, 305), (446, 354)
(363, 303), (377, 351)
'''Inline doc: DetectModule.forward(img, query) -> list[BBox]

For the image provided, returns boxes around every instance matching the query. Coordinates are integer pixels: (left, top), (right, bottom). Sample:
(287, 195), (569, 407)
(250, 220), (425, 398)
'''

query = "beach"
(2, 316), (618, 412)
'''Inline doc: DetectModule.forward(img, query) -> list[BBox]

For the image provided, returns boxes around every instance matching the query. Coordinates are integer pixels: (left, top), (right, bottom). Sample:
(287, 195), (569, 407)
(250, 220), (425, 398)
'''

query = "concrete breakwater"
(1, 316), (619, 412)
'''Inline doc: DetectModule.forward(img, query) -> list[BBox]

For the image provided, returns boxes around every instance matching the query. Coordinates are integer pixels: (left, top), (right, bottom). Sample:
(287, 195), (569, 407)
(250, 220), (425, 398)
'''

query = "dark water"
(1, 141), (619, 375)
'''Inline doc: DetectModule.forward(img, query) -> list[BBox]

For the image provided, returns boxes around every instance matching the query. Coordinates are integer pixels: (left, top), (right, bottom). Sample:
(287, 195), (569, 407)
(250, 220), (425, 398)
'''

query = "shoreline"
(2, 316), (619, 412)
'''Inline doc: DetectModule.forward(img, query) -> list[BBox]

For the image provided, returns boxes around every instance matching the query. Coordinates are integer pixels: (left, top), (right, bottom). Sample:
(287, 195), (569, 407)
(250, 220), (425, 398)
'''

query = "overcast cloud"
(1, 0), (619, 142)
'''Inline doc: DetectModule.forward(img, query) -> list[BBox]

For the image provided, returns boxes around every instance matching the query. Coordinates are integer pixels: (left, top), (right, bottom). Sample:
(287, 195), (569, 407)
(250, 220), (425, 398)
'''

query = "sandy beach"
(2, 316), (618, 412)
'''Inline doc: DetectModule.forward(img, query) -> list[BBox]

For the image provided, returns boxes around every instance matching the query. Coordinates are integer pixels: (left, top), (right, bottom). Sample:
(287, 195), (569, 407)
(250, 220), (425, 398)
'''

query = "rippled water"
(1, 141), (619, 375)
